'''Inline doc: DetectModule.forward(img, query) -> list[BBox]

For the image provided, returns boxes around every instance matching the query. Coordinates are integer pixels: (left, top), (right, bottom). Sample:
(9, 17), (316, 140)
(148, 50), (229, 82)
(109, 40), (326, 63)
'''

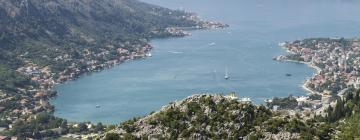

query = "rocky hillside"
(0, 0), (205, 71)
(105, 95), (307, 139)
(0, 0), (199, 48)
(101, 94), (346, 140)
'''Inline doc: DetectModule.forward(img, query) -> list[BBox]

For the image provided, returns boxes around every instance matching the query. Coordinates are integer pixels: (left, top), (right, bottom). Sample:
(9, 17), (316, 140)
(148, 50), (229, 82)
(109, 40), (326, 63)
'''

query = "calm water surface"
(52, 0), (360, 124)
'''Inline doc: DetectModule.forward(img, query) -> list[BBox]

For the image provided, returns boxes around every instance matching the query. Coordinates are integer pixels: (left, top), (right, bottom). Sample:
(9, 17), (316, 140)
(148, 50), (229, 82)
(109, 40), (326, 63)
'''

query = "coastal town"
(272, 38), (360, 119)
(0, 40), (155, 139)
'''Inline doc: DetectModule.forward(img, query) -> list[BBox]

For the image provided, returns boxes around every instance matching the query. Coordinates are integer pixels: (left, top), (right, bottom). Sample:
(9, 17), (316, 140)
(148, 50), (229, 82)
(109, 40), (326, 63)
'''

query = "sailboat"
(224, 67), (230, 80)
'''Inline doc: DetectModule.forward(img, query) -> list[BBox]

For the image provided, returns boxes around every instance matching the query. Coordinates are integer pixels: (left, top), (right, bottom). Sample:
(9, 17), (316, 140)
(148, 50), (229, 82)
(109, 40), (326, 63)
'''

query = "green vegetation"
(105, 94), (345, 139)
(337, 113), (360, 139)
(260, 116), (335, 140)
(313, 88), (360, 138)
(109, 90), (360, 139)
(5, 112), (105, 139)
(105, 133), (121, 140)
(0, 0), (202, 87)
(0, 64), (30, 92)
(326, 88), (360, 123)
(113, 95), (273, 139)
(6, 112), (67, 138)
(266, 95), (298, 109)
(56, 137), (79, 140)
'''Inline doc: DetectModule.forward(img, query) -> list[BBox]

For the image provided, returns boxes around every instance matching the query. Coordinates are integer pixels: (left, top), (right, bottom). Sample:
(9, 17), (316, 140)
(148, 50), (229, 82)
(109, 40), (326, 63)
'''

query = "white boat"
(146, 52), (152, 57)
(209, 42), (216, 46)
(168, 51), (183, 54)
(278, 42), (286, 47)
(240, 98), (252, 102)
(224, 67), (230, 80)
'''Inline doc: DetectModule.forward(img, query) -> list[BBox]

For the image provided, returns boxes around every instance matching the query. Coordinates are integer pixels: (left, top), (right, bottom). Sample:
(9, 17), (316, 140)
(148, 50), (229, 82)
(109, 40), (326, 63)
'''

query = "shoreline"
(280, 57), (322, 96)
(277, 42), (322, 96)
(0, 13), (229, 138)
(48, 25), (228, 115)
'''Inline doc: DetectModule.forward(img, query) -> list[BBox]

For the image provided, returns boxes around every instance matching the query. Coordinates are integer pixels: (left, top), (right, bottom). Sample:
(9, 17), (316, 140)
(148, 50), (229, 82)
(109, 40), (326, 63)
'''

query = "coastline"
(49, 25), (228, 110)
(0, 4), (229, 138)
(279, 54), (322, 96)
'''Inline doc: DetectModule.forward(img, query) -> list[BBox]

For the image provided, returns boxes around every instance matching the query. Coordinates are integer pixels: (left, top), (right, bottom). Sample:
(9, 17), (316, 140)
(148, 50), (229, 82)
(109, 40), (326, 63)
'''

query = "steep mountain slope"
(0, 0), (198, 49)
(0, 0), (222, 91)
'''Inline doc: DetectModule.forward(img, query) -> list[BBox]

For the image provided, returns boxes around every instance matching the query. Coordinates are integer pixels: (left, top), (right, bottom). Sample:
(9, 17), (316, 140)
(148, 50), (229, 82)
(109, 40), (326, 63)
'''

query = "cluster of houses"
(0, 41), (153, 138)
(54, 43), (153, 82)
(273, 38), (360, 118)
(284, 38), (360, 93)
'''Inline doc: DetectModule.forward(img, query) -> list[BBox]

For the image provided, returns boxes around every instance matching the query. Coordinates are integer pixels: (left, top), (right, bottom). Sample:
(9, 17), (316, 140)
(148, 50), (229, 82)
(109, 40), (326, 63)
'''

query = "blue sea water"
(51, 0), (360, 124)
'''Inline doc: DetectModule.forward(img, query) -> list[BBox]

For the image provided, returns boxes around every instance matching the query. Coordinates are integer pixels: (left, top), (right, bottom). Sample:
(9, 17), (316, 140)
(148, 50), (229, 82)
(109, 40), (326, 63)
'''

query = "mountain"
(0, 0), (225, 91)
(0, 0), (202, 69)
(0, 0), (227, 138)
(0, 0), (199, 48)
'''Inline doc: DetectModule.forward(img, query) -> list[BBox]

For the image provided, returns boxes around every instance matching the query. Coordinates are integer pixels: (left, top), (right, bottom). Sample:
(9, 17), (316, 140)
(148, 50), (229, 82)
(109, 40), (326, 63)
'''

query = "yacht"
(224, 67), (230, 80)
(168, 51), (183, 54)
(209, 42), (216, 46)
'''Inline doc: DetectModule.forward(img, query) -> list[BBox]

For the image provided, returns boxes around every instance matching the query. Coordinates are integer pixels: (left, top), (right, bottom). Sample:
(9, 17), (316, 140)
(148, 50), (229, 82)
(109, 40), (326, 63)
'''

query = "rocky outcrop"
(108, 94), (274, 139)
(263, 131), (300, 140)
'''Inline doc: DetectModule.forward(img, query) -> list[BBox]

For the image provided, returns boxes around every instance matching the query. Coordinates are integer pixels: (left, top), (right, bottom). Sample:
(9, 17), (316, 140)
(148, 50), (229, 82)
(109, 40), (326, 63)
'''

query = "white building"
(354, 78), (360, 89)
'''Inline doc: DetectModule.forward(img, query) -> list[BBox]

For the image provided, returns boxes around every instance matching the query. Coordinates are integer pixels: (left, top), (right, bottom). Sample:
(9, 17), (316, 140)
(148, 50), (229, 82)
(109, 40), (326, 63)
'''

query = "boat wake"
(168, 51), (184, 54)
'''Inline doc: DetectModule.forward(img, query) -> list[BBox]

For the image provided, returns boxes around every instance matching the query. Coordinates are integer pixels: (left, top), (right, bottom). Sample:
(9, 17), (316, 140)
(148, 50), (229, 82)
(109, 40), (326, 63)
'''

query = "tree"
(94, 122), (104, 132)
(105, 133), (120, 140)
(78, 123), (88, 132)
(337, 113), (360, 139)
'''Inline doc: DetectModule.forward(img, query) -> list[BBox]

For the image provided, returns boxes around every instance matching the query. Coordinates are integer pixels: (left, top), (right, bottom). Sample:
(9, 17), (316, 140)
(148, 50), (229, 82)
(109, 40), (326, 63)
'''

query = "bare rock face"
(263, 131), (300, 140)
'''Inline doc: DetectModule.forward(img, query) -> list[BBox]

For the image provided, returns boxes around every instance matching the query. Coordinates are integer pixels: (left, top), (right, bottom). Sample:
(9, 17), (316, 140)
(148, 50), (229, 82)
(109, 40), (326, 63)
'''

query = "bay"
(51, 0), (360, 124)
